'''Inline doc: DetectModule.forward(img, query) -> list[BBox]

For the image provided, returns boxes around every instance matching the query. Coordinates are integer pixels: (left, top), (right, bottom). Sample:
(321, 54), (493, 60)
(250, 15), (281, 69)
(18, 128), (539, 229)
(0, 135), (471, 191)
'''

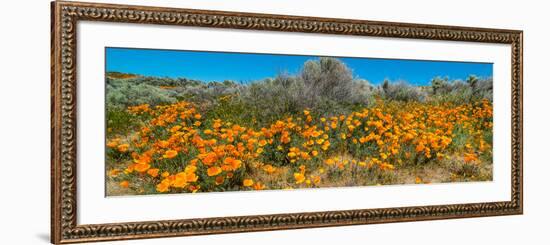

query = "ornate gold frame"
(51, 1), (523, 243)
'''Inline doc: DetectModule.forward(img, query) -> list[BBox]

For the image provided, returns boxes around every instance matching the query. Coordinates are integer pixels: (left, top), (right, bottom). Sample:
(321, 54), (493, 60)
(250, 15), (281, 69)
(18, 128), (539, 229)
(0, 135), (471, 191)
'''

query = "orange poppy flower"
(415, 143), (425, 153)
(125, 164), (136, 174)
(147, 168), (159, 177)
(119, 181), (129, 188)
(156, 179), (170, 192)
(157, 140), (170, 148)
(201, 152), (218, 166)
(464, 153), (479, 163)
(106, 140), (118, 148)
(188, 185), (201, 193)
(243, 179), (254, 187)
(186, 172), (199, 182)
(163, 150), (178, 159)
(207, 166), (222, 176)
(223, 157), (242, 169)
(173, 173), (188, 188)
(215, 176), (225, 185)
(185, 165), (197, 173)
(262, 164), (276, 174)
(311, 175), (321, 185)
(109, 169), (121, 177)
(258, 139), (267, 146)
(252, 182), (266, 190)
(294, 173), (305, 184)
(117, 144), (129, 152)
(134, 163), (150, 173)
(379, 163), (395, 171)
(311, 150), (319, 157)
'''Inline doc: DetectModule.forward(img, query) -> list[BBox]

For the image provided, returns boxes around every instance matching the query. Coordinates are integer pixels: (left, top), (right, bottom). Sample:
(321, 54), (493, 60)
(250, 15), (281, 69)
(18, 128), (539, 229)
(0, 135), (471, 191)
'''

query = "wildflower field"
(106, 56), (493, 196)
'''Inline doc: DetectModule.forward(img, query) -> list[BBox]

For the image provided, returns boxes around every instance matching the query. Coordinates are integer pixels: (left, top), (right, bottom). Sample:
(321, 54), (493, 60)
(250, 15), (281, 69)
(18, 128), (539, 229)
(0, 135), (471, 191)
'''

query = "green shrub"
(106, 79), (176, 109)
(237, 58), (376, 122)
(379, 80), (427, 102)
(429, 76), (493, 104)
(106, 107), (139, 135)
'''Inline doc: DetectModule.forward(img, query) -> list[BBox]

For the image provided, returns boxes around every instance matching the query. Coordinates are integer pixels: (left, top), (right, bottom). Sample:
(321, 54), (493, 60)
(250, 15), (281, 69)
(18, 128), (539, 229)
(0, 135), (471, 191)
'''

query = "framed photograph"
(51, 1), (523, 243)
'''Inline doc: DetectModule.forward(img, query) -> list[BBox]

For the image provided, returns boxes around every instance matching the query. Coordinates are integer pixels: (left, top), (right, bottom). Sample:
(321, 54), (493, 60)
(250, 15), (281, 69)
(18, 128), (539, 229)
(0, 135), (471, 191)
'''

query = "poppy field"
(105, 51), (493, 196)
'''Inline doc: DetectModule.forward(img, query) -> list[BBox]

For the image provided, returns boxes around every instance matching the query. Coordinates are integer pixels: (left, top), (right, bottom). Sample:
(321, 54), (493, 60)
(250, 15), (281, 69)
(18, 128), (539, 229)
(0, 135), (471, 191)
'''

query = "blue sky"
(106, 47), (492, 86)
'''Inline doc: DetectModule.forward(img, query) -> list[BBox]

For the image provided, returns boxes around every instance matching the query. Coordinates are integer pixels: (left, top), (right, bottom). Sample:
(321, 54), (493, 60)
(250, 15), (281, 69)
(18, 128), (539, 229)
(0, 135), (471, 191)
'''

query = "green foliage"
(429, 76), (492, 104)
(237, 58), (376, 123)
(238, 74), (304, 125)
(174, 80), (240, 104)
(204, 96), (253, 127)
(106, 79), (176, 108)
(379, 80), (427, 102)
(106, 107), (139, 135)
(430, 76), (448, 95)
(301, 57), (355, 104)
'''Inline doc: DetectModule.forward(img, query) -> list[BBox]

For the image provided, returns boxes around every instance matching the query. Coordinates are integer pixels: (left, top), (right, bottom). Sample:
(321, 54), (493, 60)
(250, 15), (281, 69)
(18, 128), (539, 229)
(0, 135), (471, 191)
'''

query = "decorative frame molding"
(51, 1), (523, 243)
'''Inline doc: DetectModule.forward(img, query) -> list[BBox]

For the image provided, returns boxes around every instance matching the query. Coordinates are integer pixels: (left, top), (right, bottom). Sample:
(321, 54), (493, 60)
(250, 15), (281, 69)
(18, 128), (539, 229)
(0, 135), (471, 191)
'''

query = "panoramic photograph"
(105, 47), (493, 196)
